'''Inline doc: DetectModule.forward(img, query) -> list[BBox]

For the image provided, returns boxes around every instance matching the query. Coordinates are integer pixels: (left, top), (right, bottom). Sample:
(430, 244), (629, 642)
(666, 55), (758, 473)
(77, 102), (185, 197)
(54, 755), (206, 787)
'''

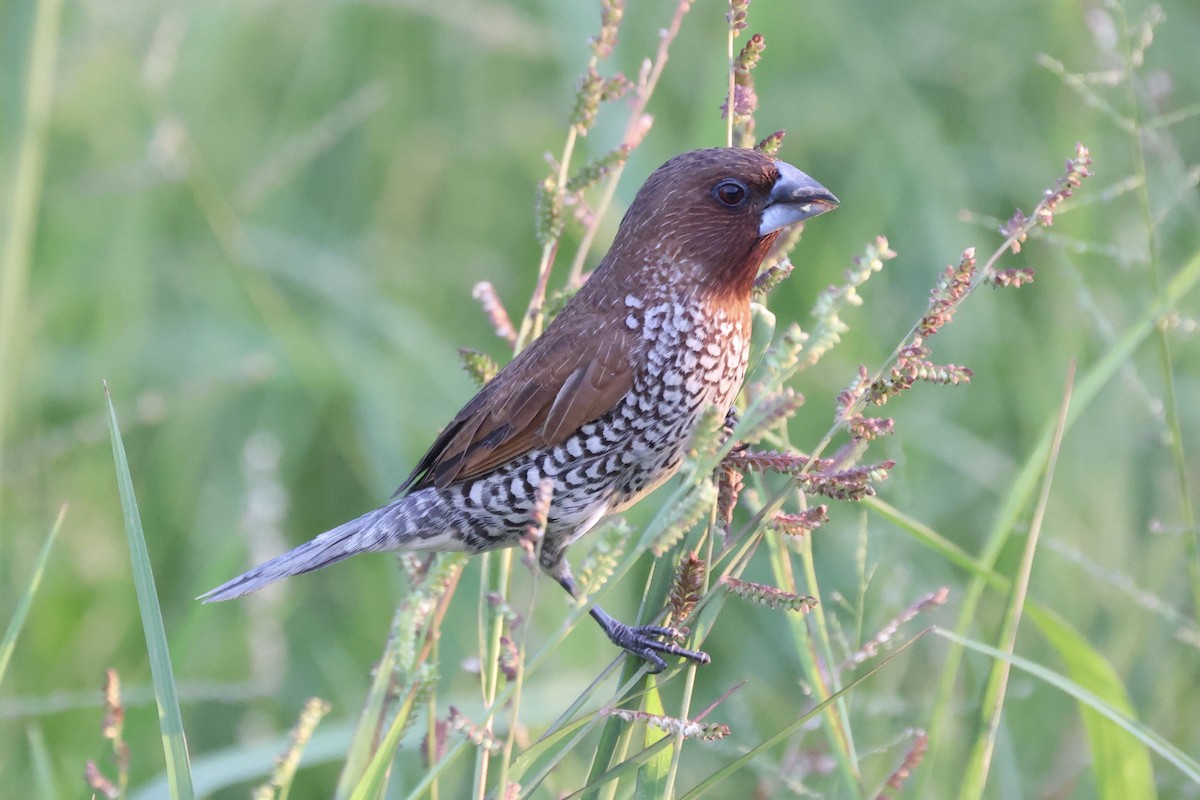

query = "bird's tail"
(199, 508), (391, 603)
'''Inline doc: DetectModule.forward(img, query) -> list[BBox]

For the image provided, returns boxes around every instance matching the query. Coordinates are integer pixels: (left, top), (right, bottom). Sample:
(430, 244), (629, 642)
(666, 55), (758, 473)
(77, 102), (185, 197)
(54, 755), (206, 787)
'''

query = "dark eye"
(713, 179), (748, 208)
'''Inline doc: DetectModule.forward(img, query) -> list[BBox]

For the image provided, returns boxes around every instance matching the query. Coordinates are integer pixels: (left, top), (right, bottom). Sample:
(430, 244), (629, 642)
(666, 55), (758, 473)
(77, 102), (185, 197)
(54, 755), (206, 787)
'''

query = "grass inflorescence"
(3, 0), (1199, 798)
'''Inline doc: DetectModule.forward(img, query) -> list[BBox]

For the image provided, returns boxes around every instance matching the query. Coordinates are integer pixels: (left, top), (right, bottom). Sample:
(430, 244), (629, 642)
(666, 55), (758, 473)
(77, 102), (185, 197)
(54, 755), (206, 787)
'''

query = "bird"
(201, 147), (838, 672)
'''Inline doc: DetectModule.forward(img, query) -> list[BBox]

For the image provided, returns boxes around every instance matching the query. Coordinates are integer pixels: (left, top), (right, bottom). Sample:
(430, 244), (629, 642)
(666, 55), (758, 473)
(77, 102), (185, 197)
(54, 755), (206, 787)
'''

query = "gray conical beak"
(759, 160), (839, 236)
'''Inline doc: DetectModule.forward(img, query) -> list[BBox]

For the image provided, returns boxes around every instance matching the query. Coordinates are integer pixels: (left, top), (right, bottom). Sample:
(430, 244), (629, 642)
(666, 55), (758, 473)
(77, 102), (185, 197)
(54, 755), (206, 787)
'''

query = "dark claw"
(722, 407), (749, 455)
(562, 575), (711, 673)
(604, 620), (711, 674)
(722, 406), (740, 438)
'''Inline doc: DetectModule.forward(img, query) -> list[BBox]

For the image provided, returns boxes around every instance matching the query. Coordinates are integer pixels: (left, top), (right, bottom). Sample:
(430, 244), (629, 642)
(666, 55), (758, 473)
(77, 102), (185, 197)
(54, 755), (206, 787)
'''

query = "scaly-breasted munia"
(202, 147), (838, 672)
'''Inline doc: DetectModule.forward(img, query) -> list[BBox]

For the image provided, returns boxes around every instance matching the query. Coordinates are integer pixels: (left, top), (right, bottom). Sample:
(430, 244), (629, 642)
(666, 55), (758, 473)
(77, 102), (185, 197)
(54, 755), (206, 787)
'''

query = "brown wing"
(398, 311), (640, 493)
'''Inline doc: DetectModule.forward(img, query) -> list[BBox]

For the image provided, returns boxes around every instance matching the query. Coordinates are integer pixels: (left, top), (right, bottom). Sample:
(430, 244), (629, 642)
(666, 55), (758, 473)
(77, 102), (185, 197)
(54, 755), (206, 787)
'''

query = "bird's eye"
(713, 179), (748, 208)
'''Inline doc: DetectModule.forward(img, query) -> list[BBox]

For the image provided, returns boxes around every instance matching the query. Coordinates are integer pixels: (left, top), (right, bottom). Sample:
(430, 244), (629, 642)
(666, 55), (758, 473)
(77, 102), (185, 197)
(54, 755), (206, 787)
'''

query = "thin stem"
(1113, 3), (1200, 617)
(725, 25), (736, 147)
(959, 365), (1074, 798)
(0, 0), (64, 546)
(747, 163), (1085, 544)
(662, 504), (718, 796)
(565, 0), (694, 287)
(767, 514), (863, 792)
(474, 548), (513, 799)
(496, 524), (546, 796)
(514, 129), (577, 353)
(426, 628), (441, 800)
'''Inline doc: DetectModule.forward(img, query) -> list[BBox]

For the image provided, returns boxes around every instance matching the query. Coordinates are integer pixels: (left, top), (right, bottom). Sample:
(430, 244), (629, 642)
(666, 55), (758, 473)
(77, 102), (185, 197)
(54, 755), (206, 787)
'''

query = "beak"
(759, 160), (839, 237)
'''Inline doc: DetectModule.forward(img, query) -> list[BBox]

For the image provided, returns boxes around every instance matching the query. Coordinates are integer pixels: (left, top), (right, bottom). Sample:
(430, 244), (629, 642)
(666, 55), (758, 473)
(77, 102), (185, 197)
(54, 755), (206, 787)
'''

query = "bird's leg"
(553, 570), (710, 674)
(722, 406), (749, 454)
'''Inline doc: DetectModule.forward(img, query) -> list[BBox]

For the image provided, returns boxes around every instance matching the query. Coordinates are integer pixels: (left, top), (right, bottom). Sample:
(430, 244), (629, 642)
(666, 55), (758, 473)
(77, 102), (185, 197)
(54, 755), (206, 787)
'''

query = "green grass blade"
(130, 724), (352, 799)
(105, 382), (195, 800)
(868, 484), (1156, 796)
(0, 505), (65, 692)
(347, 681), (421, 800)
(927, 243), (1200, 792)
(937, 629), (1194, 784)
(580, 692), (629, 800)
(561, 620), (681, 797)
(1031, 609), (1156, 798)
(0, 0), (64, 530)
(865, 497), (995, 577)
(874, 493), (1159, 798)
(777, 526), (863, 791)
(335, 627), (399, 799)
(562, 737), (676, 800)
(28, 724), (60, 800)
(516, 675), (659, 798)
(743, 302), (777, 386)
(633, 684), (670, 800)
(510, 714), (596, 779)
(959, 365), (1074, 800)
(677, 630), (929, 800)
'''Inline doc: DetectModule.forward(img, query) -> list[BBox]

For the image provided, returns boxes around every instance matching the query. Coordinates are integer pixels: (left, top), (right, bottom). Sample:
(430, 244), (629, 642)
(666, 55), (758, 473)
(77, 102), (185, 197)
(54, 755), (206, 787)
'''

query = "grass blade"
(937, 629), (1195, 783)
(28, 724), (60, 800)
(633, 684), (670, 800)
(677, 629), (929, 800)
(105, 382), (195, 800)
(869, 489), (1158, 796)
(0, 505), (65, 692)
(131, 725), (353, 799)
(335, 625), (400, 799)
(743, 302), (777, 386)
(1032, 607), (1157, 798)
(347, 680), (422, 800)
(927, 243), (1200, 792)
(563, 737), (676, 800)
(959, 364), (1074, 799)
(874, 495), (1158, 796)
(0, 0), (64, 522)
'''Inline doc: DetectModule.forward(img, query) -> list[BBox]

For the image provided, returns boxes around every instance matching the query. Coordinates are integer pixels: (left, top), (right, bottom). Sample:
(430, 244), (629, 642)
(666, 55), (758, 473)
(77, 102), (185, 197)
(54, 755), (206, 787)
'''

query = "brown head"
(598, 147), (838, 301)
(391, 148), (837, 494)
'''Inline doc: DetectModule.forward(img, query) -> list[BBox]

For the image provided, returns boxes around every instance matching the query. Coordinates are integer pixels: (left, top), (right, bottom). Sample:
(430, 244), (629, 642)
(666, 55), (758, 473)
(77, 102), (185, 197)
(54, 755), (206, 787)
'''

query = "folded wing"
(398, 310), (640, 493)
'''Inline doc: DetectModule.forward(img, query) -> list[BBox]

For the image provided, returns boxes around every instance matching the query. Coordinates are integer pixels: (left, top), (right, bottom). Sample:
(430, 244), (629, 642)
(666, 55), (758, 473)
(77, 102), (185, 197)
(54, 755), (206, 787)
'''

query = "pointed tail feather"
(199, 513), (380, 603)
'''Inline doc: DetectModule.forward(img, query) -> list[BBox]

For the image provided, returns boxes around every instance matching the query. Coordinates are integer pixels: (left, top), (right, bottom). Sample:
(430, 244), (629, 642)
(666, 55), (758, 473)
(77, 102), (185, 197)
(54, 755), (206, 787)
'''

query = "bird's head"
(602, 147), (838, 300)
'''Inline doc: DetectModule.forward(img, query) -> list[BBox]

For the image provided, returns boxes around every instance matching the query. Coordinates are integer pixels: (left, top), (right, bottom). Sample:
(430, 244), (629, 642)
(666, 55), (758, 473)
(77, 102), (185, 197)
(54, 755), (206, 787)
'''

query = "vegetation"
(2, 0), (1198, 797)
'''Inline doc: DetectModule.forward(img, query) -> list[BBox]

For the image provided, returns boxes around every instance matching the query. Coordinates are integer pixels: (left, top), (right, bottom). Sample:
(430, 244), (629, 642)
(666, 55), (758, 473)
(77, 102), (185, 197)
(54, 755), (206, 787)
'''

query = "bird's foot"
(571, 582), (711, 673)
(603, 619), (711, 674)
(722, 407), (749, 455)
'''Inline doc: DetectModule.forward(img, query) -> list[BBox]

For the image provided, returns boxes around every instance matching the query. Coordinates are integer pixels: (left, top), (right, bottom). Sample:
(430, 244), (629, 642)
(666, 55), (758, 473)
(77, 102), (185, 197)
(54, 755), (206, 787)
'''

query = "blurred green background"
(2, 0), (1198, 797)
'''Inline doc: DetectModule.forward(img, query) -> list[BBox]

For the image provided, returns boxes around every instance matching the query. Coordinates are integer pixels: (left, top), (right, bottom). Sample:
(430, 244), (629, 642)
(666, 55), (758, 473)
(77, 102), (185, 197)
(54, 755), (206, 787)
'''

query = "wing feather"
(398, 311), (640, 494)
